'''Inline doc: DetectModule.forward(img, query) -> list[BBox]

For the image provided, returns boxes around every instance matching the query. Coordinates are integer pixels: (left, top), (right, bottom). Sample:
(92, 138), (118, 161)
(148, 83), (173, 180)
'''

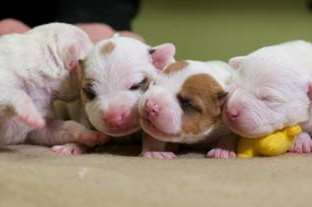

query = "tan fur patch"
(77, 60), (85, 85)
(179, 74), (225, 136)
(78, 60), (94, 104)
(163, 61), (189, 74)
(80, 81), (91, 104)
(101, 41), (115, 55)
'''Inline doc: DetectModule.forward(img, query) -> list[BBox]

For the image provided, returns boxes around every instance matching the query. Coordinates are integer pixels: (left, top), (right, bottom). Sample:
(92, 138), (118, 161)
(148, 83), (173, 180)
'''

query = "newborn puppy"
(53, 35), (176, 154)
(138, 60), (237, 159)
(224, 40), (312, 153)
(0, 23), (105, 150)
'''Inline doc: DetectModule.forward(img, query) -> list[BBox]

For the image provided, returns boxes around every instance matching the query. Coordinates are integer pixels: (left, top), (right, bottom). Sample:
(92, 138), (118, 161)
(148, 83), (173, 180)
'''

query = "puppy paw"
(207, 148), (236, 159)
(143, 151), (177, 160)
(289, 132), (312, 153)
(15, 100), (45, 128)
(51, 143), (88, 155)
(17, 113), (45, 129)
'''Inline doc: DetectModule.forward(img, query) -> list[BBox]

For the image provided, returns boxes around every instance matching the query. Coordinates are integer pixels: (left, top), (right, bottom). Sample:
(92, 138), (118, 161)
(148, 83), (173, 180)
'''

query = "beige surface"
(0, 144), (311, 207)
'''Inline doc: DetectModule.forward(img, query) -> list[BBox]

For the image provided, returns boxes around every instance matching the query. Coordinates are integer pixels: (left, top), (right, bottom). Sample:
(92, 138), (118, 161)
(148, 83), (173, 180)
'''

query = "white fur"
(0, 23), (93, 145)
(82, 36), (176, 137)
(225, 40), (312, 138)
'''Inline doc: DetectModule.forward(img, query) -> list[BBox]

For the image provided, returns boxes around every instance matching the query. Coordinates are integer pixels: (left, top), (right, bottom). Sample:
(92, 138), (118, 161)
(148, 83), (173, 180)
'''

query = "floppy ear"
(100, 41), (115, 55)
(64, 45), (80, 71)
(55, 32), (93, 71)
(149, 43), (176, 70)
(229, 56), (245, 70)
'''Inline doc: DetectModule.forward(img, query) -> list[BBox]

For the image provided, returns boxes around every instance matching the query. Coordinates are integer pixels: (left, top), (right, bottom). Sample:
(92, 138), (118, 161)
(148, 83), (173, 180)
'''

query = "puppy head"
(139, 60), (230, 143)
(30, 23), (93, 100)
(80, 36), (175, 137)
(223, 54), (310, 138)
(32, 23), (93, 71)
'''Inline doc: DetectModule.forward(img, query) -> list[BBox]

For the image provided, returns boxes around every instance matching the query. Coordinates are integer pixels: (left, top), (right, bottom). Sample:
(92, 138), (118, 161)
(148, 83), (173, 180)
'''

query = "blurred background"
(134, 0), (312, 60)
(1, 0), (312, 61)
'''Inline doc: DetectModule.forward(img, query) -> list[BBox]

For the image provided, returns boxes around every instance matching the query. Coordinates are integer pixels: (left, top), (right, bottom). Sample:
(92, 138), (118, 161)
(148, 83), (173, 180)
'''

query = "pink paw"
(78, 132), (110, 147)
(51, 144), (87, 155)
(289, 132), (312, 153)
(17, 114), (45, 129)
(143, 151), (177, 160)
(207, 148), (236, 159)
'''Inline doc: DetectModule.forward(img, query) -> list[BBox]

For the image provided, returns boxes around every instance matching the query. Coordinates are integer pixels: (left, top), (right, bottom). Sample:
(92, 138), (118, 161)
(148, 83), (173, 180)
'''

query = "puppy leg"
(290, 82), (312, 153)
(0, 89), (45, 128)
(207, 135), (237, 159)
(289, 132), (312, 153)
(27, 120), (110, 155)
(51, 143), (88, 155)
(142, 133), (177, 160)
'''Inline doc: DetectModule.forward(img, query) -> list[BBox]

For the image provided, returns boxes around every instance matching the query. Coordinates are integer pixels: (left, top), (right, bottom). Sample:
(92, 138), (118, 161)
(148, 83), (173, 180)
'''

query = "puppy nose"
(145, 99), (160, 119)
(103, 110), (130, 128)
(226, 107), (240, 120)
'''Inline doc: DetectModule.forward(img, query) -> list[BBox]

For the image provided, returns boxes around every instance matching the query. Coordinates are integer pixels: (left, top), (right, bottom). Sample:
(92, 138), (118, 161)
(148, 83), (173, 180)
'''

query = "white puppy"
(224, 40), (312, 153)
(53, 35), (176, 154)
(138, 60), (237, 159)
(0, 23), (105, 151)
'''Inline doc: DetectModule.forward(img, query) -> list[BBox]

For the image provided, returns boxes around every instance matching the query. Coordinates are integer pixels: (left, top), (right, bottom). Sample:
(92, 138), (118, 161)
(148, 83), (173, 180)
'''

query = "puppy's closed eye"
(82, 83), (96, 100)
(257, 88), (286, 104)
(177, 95), (202, 113)
(129, 77), (149, 91)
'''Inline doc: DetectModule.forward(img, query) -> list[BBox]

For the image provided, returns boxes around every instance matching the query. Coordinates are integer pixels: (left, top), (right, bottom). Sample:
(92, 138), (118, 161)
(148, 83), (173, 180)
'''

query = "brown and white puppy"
(138, 60), (237, 159)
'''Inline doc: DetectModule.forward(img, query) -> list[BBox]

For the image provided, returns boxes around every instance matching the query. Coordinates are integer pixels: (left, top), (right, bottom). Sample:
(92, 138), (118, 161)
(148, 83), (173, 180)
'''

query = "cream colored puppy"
(0, 23), (105, 151)
(224, 40), (312, 153)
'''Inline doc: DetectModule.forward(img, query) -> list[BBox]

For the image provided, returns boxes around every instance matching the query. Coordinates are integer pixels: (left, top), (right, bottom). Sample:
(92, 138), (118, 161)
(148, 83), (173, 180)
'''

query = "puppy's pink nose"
(103, 110), (130, 129)
(226, 107), (240, 120)
(145, 99), (160, 120)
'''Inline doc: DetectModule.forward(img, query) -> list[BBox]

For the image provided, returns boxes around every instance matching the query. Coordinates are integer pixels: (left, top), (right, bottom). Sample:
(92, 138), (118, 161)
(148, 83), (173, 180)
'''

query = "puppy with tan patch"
(52, 35), (176, 154)
(138, 60), (237, 159)
(0, 23), (108, 153)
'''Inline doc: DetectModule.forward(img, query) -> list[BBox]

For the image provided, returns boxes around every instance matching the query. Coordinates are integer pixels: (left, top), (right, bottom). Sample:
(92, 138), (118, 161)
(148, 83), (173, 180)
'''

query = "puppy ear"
(64, 45), (80, 71)
(149, 43), (176, 70)
(55, 30), (93, 71)
(229, 56), (245, 70)
(100, 41), (115, 55)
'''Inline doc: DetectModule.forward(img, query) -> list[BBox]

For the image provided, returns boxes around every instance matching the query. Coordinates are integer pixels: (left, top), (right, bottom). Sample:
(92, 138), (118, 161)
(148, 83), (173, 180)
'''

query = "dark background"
(1, 0), (140, 30)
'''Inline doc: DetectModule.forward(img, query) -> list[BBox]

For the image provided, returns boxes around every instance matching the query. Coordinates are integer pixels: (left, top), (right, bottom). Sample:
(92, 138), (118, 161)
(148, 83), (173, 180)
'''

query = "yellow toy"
(237, 125), (302, 158)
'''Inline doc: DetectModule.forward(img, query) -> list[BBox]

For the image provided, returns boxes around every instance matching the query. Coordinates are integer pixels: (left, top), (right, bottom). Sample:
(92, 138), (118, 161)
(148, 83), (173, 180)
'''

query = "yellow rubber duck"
(237, 125), (302, 158)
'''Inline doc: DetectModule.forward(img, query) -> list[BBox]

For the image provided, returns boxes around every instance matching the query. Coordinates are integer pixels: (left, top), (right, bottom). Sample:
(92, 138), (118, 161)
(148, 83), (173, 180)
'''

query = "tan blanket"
(0, 144), (311, 207)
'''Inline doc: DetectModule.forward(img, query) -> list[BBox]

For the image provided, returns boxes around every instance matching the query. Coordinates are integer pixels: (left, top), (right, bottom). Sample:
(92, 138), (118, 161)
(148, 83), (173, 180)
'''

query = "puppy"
(53, 35), (176, 154)
(138, 60), (237, 159)
(0, 23), (106, 151)
(223, 40), (312, 153)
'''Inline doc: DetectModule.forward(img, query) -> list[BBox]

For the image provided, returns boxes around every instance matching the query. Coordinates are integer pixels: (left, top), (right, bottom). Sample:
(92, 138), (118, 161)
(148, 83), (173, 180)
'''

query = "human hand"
(77, 23), (144, 42)
(0, 19), (30, 35)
